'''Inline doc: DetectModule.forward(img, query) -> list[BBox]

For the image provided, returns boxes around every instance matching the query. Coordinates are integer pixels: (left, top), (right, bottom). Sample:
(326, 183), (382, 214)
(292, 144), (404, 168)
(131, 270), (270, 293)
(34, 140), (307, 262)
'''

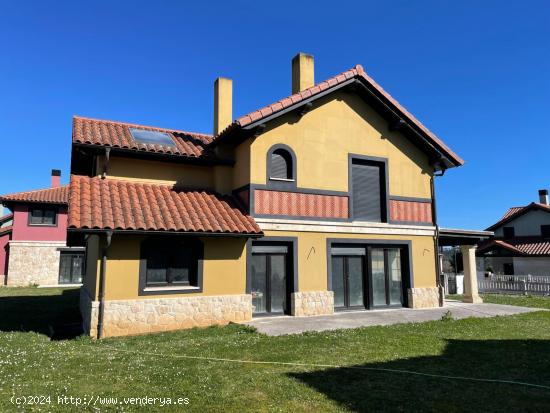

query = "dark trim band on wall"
(389, 195), (432, 203)
(388, 220), (434, 227)
(246, 236), (299, 295)
(325, 238), (415, 298)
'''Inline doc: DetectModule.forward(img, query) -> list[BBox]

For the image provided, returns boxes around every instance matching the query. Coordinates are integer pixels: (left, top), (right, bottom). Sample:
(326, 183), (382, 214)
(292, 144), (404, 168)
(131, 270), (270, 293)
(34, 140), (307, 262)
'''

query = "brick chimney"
(539, 189), (549, 205)
(51, 169), (61, 188)
(292, 52), (315, 94)
(214, 77), (233, 135)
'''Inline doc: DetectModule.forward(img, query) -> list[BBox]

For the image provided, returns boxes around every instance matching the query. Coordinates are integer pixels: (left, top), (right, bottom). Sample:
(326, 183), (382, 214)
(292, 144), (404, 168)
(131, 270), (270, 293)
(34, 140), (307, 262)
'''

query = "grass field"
(1, 288), (550, 412)
(448, 293), (550, 310)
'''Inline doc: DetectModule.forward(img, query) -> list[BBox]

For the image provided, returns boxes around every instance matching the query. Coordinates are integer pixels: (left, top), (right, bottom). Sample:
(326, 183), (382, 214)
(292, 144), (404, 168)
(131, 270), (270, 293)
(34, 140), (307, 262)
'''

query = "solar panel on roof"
(129, 128), (175, 146)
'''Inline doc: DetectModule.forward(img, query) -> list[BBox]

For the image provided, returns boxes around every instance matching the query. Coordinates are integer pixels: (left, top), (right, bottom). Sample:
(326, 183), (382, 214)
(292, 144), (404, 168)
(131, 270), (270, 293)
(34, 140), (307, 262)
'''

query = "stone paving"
(245, 300), (541, 336)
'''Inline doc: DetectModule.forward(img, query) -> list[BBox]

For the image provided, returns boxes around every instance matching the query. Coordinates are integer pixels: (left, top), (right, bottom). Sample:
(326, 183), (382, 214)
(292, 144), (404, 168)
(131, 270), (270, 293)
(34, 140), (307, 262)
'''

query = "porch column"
(460, 245), (482, 303)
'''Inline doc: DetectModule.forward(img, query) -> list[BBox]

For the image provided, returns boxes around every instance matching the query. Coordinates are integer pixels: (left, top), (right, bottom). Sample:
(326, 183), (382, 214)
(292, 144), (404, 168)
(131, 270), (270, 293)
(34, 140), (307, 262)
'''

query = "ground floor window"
(139, 238), (203, 294)
(329, 242), (410, 310)
(59, 252), (84, 284)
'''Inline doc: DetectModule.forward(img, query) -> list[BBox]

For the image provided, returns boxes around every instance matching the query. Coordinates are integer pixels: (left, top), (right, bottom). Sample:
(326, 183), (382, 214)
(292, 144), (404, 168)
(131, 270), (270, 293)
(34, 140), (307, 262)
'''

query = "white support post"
(460, 245), (482, 303)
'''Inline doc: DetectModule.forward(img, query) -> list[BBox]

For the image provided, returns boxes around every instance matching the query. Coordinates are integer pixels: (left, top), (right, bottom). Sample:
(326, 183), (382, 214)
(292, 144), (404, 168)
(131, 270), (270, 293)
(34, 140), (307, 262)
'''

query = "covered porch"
(438, 228), (493, 303)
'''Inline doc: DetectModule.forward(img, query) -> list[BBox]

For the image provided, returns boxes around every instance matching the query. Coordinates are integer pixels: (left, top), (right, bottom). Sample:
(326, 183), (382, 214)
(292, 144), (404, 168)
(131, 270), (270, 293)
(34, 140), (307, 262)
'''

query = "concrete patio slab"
(244, 300), (541, 336)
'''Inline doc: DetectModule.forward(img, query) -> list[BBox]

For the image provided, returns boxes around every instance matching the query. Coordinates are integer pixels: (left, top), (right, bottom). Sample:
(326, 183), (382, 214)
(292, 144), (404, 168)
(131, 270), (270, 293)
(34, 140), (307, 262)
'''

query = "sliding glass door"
(331, 254), (366, 309)
(368, 247), (404, 308)
(331, 244), (407, 310)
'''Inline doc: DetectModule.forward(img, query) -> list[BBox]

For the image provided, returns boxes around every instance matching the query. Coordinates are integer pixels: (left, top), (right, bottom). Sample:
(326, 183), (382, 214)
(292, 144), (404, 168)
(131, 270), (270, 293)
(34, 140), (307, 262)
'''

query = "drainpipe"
(431, 165), (446, 307)
(97, 230), (113, 339)
(102, 148), (111, 179)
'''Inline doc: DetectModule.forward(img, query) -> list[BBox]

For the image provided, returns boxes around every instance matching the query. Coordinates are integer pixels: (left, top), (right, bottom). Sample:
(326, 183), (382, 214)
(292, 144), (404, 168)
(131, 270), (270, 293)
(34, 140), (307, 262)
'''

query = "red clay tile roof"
(217, 65), (464, 167)
(68, 175), (261, 235)
(486, 203), (550, 231)
(73, 116), (215, 159)
(0, 185), (69, 205)
(501, 206), (524, 221)
(478, 237), (550, 256)
(0, 226), (12, 236)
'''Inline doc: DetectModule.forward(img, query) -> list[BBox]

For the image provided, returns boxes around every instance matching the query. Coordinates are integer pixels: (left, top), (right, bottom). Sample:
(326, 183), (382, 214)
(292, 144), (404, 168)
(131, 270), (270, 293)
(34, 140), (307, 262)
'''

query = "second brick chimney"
(51, 169), (61, 188)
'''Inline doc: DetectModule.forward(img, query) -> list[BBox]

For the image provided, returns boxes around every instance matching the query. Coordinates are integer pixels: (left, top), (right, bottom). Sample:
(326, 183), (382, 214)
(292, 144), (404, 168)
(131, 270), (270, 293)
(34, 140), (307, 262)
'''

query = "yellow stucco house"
(68, 54), (467, 338)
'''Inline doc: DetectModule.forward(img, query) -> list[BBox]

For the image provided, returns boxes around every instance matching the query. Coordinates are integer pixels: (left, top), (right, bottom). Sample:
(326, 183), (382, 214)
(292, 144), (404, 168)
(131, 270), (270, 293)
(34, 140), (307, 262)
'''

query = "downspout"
(102, 147), (111, 179)
(431, 165), (446, 307)
(97, 230), (113, 339)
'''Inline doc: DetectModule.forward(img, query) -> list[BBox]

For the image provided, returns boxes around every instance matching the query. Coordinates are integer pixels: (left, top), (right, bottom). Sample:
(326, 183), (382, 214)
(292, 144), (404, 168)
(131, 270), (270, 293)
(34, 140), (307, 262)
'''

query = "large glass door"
(331, 251), (366, 309)
(59, 252), (84, 284)
(250, 250), (288, 315)
(368, 247), (404, 308)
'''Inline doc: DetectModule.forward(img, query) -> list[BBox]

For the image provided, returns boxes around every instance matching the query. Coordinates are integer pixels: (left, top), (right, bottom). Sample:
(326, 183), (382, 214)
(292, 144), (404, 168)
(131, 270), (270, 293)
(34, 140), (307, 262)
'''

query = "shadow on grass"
(0, 288), (82, 339)
(289, 339), (550, 413)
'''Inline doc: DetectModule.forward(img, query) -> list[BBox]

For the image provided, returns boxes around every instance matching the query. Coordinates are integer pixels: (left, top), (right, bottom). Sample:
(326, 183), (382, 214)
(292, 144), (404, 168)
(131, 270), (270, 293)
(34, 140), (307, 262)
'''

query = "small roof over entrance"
(439, 228), (493, 246)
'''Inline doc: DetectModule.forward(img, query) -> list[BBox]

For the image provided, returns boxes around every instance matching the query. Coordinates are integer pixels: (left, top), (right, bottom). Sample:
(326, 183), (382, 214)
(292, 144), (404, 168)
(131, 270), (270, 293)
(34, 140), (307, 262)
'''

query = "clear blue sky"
(1, 1), (548, 229)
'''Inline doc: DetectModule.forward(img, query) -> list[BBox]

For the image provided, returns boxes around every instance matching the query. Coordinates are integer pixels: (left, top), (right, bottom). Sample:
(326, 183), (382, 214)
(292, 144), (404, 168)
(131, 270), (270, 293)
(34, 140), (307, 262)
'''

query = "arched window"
(268, 146), (295, 182)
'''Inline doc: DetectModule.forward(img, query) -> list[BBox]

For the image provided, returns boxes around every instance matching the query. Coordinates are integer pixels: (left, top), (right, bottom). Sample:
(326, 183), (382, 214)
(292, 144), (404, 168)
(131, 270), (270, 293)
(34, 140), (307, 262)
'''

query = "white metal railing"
(478, 274), (550, 295)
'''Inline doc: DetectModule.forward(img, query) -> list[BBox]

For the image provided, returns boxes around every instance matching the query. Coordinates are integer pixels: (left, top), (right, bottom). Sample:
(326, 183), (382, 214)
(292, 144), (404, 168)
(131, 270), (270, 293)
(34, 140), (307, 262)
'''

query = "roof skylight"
(129, 128), (175, 146)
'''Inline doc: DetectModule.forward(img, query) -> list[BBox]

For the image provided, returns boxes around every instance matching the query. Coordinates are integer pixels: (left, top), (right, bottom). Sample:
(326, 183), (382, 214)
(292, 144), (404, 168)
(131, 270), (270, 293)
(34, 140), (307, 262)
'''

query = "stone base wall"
(6, 241), (64, 286)
(407, 287), (440, 309)
(291, 291), (334, 316)
(80, 288), (99, 338)
(80, 293), (253, 338)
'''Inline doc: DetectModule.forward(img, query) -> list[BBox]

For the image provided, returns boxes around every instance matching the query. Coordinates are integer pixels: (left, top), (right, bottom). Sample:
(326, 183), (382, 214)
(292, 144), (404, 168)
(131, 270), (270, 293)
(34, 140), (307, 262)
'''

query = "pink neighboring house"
(0, 170), (84, 286)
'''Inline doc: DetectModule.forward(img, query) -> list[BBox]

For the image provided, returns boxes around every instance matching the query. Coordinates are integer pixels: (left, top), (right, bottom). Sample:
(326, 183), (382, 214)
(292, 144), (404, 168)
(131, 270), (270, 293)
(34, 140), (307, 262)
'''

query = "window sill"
(143, 285), (200, 293)
(268, 177), (295, 182)
(28, 224), (57, 227)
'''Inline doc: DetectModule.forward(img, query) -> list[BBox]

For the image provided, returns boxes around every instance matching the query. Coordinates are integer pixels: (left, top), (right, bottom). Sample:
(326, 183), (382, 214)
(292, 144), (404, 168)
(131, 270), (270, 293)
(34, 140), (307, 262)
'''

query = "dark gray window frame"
(326, 238), (413, 309)
(58, 251), (85, 284)
(28, 206), (59, 227)
(246, 236), (298, 314)
(266, 144), (297, 190)
(541, 225), (550, 238)
(138, 236), (204, 296)
(348, 154), (389, 223)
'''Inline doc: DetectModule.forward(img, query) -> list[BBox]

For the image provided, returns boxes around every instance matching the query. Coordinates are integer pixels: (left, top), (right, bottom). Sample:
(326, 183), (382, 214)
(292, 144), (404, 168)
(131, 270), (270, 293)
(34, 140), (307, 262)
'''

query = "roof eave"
(211, 76), (464, 169)
(67, 227), (263, 238)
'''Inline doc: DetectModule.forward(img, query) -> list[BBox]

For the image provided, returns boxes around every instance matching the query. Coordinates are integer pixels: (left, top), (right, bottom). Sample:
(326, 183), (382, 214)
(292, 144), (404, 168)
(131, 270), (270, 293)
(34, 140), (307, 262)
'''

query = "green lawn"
(1, 288), (550, 412)
(448, 293), (550, 310)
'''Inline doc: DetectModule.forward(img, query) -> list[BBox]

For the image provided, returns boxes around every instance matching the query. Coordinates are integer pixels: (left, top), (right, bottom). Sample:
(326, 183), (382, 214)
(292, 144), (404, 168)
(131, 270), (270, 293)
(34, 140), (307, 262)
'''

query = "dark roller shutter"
(352, 161), (382, 222)
(271, 150), (291, 179)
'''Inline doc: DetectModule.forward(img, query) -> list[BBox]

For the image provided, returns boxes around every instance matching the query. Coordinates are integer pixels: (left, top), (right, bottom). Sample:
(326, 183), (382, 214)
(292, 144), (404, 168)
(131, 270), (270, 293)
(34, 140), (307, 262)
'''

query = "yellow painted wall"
(102, 235), (247, 300)
(232, 138), (252, 189)
(247, 91), (433, 198)
(214, 165), (234, 194)
(262, 230), (437, 292)
(101, 157), (215, 189)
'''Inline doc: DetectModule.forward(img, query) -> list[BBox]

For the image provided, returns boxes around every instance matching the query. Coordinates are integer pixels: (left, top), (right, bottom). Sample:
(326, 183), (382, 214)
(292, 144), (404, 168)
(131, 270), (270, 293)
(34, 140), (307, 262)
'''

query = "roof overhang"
(72, 143), (234, 166)
(212, 72), (464, 170)
(439, 227), (493, 246)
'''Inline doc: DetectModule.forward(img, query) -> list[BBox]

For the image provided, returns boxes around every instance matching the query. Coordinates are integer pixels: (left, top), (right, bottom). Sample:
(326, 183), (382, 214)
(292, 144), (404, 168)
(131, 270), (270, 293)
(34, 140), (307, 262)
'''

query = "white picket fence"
(478, 274), (550, 295)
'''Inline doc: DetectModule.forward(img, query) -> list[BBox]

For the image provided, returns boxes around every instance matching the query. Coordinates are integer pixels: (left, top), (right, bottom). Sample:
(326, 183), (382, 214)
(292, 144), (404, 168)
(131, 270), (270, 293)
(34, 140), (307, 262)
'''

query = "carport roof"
(438, 228), (493, 246)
